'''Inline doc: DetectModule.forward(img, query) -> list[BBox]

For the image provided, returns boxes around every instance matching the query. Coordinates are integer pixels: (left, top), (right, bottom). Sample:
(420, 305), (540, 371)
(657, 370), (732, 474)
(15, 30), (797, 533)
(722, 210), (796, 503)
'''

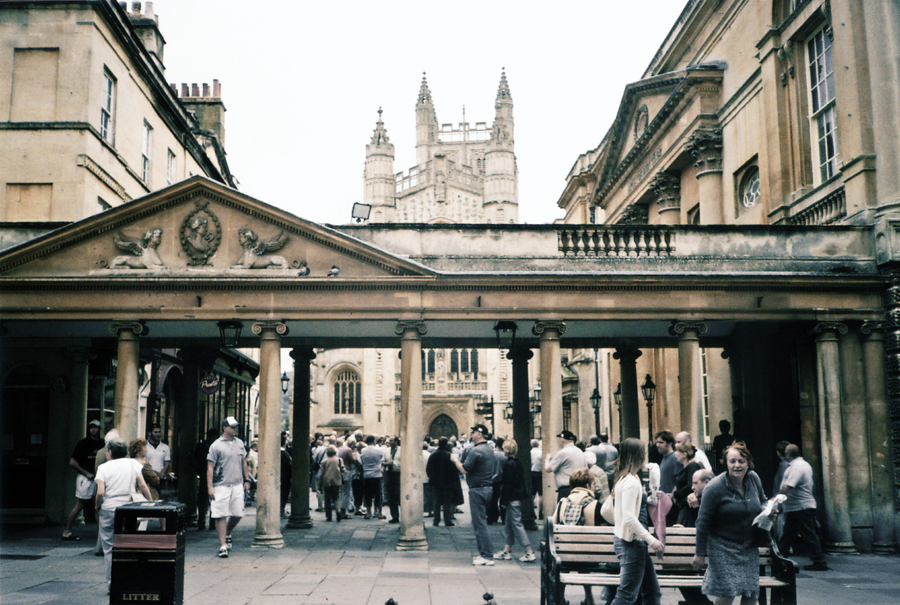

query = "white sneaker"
(519, 552), (537, 562)
(217, 546), (228, 558)
(472, 556), (495, 566)
(494, 551), (512, 560)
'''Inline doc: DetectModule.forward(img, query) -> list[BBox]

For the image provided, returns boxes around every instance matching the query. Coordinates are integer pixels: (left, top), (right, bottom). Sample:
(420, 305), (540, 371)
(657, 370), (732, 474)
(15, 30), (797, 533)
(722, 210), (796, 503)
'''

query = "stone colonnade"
(102, 316), (895, 553)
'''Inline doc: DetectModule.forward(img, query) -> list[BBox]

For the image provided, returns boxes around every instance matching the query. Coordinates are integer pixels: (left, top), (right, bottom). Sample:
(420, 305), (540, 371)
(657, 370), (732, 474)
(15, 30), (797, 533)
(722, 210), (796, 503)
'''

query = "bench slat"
(559, 573), (791, 588)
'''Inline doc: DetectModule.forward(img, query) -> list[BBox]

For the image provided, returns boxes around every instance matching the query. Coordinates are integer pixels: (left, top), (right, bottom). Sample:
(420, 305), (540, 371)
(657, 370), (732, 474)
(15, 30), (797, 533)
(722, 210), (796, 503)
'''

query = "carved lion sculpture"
(232, 228), (290, 269)
(109, 229), (164, 269)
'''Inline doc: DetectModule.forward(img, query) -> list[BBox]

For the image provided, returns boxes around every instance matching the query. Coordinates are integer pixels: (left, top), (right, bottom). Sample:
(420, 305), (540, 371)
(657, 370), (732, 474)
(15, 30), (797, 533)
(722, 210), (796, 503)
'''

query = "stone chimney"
(170, 79), (227, 146)
(126, 1), (165, 73)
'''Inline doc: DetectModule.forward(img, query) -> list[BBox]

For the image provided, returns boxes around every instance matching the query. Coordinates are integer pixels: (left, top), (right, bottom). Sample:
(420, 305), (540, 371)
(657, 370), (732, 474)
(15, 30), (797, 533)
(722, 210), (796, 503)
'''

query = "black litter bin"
(111, 501), (186, 605)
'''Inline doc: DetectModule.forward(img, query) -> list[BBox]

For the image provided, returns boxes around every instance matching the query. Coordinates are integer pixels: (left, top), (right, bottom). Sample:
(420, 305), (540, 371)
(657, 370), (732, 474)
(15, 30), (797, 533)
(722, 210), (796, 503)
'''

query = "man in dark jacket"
(426, 437), (458, 527)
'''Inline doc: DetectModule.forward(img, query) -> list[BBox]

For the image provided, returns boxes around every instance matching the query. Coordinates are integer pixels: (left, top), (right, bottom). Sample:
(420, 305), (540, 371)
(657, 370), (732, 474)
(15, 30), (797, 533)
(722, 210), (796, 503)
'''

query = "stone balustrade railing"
(558, 227), (676, 257)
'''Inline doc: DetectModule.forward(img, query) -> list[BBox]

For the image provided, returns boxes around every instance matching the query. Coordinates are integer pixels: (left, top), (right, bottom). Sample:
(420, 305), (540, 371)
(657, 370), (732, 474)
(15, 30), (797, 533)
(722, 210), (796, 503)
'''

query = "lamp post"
(613, 382), (622, 443)
(217, 320), (243, 348)
(504, 401), (514, 422)
(493, 320), (518, 350)
(641, 374), (656, 440)
(281, 372), (290, 394)
(590, 388), (601, 438)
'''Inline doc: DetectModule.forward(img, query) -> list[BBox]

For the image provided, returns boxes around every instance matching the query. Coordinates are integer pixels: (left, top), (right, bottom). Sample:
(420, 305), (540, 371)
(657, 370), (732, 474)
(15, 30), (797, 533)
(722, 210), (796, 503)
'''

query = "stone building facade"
(555, 0), (900, 553)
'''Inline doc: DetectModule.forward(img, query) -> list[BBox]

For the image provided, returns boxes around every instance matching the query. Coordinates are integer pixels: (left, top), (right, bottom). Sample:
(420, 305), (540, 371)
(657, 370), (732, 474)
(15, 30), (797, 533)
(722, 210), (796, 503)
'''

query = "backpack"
(554, 493), (595, 526)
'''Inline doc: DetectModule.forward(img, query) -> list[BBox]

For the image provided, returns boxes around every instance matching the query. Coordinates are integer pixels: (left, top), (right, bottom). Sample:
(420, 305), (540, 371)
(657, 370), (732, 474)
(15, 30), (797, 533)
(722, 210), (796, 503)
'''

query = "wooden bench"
(541, 524), (797, 605)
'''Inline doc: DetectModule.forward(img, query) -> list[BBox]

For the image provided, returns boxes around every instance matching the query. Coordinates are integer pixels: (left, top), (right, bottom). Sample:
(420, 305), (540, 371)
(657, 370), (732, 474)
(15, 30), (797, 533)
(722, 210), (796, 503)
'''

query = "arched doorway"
(428, 414), (458, 440)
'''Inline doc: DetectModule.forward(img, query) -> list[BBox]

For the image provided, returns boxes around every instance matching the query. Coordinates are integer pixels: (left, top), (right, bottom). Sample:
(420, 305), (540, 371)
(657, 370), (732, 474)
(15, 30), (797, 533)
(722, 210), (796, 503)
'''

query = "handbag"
(600, 494), (615, 525)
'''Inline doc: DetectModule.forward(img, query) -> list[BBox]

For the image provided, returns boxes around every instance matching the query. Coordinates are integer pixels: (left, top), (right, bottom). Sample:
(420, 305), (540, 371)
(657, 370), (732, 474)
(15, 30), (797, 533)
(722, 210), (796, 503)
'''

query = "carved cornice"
(251, 321), (289, 337)
(650, 171), (681, 212)
(669, 322), (709, 337)
(395, 320), (428, 337)
(532, 321), (567, 338)
(684, 128), (723, 175)
(77, 154), (131, 201)
(109, 321), (144, 336)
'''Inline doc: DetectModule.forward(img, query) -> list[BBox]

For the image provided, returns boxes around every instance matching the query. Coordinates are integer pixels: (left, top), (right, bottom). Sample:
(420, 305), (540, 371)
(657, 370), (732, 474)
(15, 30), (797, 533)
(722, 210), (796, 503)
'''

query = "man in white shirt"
(675, 431), (711, 470)
(530, 440), (543, 518)
(543, 430), (587, 501)
(146, 424), (171, 479)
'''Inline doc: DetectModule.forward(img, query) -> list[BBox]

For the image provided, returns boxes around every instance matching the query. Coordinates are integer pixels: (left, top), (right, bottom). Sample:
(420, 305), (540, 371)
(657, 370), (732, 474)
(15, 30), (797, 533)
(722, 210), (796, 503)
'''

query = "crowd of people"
(61, 415), (830, 603)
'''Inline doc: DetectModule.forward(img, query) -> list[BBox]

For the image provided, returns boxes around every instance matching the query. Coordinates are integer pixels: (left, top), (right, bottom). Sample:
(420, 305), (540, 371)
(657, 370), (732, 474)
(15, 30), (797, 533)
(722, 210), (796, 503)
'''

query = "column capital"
(812, 322), (848, 339)
(506, 347), (534, 362)
(613, 347), (643, 362)
(860, 321), (887, 337)
(395, 320), (427, 337)
(289, 347), (317, 362)
(532, 321), (567, 339)
(251, 321), (289, 337)
(109, 321), (145, 336)
(685, 127), (723, 175)
(669, 321), (709, 338)
(650, 171), (681, 213)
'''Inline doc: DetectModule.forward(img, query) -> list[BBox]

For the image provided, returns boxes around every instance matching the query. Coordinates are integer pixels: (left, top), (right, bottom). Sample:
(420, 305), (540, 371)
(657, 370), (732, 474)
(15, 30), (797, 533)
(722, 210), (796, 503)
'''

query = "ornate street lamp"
(217, 320), (243, 348)
(641, 374), (657, 439)
(504, 401), (514, 422)
(493, 320), (518, 350)
(281, 372), (290, 394)
(590, 388), (602, 438)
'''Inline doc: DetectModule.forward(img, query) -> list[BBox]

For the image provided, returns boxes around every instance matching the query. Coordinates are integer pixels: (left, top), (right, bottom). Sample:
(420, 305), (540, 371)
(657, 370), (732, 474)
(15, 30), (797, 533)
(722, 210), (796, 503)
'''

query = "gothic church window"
(333, 369), (361, 414)
(807, 27), (838, 183)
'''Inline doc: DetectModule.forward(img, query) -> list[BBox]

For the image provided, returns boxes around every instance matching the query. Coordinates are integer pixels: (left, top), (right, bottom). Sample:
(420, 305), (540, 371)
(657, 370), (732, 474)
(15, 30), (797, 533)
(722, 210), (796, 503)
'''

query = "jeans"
(468, 486), (494, 559)
(778, 508), (825, 563)
(610, 537), (660, 605)
(339, 471), (352, 509)
(503, 500), (530, 549)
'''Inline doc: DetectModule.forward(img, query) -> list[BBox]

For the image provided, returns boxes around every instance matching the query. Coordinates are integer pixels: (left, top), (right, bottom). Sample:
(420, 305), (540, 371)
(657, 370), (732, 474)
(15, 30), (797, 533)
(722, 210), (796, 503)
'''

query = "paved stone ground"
(2, 497), (898, 605)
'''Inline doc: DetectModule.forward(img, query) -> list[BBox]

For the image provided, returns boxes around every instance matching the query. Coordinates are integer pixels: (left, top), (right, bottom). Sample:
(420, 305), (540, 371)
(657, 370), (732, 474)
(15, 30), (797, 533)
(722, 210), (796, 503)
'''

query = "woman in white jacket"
(610, 438), (665, 605)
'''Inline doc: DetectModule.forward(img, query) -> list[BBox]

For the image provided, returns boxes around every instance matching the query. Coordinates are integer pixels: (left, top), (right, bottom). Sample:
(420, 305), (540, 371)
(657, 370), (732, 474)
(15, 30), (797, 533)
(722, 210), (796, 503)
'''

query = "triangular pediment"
(0, 176), (434, 279)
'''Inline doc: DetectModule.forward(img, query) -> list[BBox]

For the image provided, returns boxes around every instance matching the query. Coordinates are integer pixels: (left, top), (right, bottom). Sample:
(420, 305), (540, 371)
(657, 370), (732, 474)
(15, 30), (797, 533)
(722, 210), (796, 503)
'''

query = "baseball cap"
(471, 424), (490, 437)
(557, 430), (577, 441)
(222, 416), (239, 428)
(88, 420), (101, 427)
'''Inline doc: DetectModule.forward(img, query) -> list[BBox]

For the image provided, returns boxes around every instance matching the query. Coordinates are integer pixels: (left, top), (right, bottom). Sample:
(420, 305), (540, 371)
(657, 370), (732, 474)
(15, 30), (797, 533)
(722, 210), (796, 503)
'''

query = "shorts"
(76, 474), (97, 500)
(210, 484), (245, 519)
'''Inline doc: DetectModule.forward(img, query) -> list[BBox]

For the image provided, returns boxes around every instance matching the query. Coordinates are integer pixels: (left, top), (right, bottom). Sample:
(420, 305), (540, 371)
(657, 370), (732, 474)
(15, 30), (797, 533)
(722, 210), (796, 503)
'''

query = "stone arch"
(427, 413), (458, 440)
(423, 400), (468, 441)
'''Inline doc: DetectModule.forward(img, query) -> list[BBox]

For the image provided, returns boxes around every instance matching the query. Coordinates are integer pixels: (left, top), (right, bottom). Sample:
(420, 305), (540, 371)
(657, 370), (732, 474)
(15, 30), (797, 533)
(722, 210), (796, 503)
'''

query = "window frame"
(141, 120), (153, 183)
(100, 69), (116, 144)
(805, 26), (839, 184)
(166, 149), (176, 185)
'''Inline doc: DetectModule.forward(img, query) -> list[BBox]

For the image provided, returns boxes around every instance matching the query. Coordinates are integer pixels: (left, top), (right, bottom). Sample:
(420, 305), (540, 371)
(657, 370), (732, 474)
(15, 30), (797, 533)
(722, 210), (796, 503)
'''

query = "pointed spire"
(496, 68), (512, 102)
(369, 106), (390, 146)
(417, 72), (433, 105)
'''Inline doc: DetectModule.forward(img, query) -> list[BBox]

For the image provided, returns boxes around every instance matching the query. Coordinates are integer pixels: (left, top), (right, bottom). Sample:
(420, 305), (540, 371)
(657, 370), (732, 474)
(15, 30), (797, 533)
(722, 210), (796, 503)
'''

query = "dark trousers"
(196, 481), (212, 528)
(778, 508), (825, 562)
(432, 486), (455, 525)
(557, 485), (572, 501)
(385, 471), (400, 521)
(352, 478), (364, 510)
(323, 485), (340, 521)
(363, 477), (382, 514)
(487, 482), (504, 524)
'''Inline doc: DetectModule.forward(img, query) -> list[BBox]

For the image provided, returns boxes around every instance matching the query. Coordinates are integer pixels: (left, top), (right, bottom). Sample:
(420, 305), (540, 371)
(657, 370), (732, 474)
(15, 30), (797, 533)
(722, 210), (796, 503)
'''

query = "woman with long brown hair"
(610, 438), (665, 605)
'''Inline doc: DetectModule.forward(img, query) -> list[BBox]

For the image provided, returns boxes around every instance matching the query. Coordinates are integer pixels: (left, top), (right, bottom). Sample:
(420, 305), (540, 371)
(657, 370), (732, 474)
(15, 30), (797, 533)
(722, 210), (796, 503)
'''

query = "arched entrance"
(428, 413), (458, 440)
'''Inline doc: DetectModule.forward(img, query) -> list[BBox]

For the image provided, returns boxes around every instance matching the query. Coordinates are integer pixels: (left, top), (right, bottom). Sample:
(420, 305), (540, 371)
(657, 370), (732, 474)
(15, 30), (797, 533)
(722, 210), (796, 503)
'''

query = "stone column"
(813, 322), (857, 553)
(287, 347), (316, 529)
(685, 127), (723, 224)
(251, 321), (287, 549)
(671, 322), (708, 442)
(839, 329), (873, 550)
(508, 346), (537, 530)
(176, 349), (202, 520)
(613, 348), (642, 439)
(650, 171), (681, 226)
(860, 321), (897, 553)
(396, 321), (428, 550)
(534, 321), (566, 520)
(109, 322), (143, 444)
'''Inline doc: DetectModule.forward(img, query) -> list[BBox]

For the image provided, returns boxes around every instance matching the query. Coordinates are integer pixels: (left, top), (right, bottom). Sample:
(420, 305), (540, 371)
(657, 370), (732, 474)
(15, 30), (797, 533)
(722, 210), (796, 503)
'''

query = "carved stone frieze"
(107, 228), (165, 269)
(180, 202), (221, 266)
(684, 127), (723, 175)
(232, 228), (290, 269)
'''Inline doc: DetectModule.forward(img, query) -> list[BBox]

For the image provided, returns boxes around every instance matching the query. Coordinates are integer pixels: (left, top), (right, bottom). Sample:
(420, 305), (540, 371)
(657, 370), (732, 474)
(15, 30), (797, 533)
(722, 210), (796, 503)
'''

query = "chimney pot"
(191, 83), (200, 97)
(202, 83), (210, 98)
(132, 2), (141, 16)
(145, 1), (153, 17)
(213, 79), (221, 97)
(169, 83), (177, 94)
(181, 83), (189, 97)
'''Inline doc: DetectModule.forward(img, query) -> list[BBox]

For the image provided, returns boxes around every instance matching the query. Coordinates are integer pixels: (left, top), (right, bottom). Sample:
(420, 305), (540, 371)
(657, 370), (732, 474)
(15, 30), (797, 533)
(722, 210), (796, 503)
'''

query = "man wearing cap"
(543, 430), (587, 501)
(61, 420), (104, 540)
(455, 424), (498, 565)
(207, 416), (251, 558)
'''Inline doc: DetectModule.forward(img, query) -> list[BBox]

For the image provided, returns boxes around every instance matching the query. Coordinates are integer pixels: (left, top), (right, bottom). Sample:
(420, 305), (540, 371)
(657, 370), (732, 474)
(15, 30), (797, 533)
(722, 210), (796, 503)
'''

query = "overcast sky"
(156, 1), (688, 226)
